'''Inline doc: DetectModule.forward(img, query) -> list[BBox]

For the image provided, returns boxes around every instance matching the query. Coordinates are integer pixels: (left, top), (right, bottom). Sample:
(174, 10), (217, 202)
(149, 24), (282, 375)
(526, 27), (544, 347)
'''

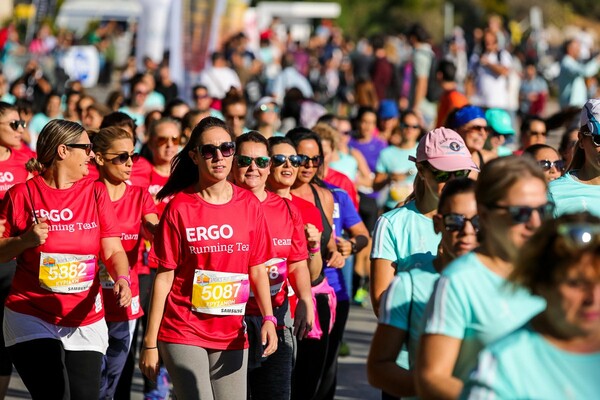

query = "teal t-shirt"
(461, 325), (600, 399)
(118, 107), (145, 127)
(329, 151), (358, 182)
(379, 260), (439, 369)
(548, 171), (600, 217)
(29, 113), (63, 151)
(376, 145), (418, 209)
(424, 252), (546, 382)
(371, 200), (440, 272)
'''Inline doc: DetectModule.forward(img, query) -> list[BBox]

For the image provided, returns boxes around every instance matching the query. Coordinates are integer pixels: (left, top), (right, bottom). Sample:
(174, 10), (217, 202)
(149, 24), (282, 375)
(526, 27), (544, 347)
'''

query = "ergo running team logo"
(34, 208), (74, 222)
(0, 172), (14, 183)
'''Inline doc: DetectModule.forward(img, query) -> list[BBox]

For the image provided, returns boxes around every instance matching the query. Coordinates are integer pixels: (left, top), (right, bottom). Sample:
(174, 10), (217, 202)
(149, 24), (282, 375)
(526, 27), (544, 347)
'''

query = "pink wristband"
(116, 275), (131, 287)
(309, 245), (321, 254)
(263, 315), (277, 326)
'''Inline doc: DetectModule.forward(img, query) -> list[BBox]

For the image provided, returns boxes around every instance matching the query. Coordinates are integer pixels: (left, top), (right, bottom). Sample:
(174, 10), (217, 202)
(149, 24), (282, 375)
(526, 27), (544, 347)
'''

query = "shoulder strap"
(282, 197), (293, 219)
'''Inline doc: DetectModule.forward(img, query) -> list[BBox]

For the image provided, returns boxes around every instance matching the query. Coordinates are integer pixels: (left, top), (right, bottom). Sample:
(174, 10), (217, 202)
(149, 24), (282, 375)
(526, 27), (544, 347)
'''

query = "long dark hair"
(286, 126), (325, 186)
(157, 117), (232, 200)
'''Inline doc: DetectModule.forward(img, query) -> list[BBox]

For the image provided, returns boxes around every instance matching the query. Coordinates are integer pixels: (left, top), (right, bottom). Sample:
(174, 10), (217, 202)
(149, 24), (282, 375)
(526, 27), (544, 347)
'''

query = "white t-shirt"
(470, 50), (513, 109)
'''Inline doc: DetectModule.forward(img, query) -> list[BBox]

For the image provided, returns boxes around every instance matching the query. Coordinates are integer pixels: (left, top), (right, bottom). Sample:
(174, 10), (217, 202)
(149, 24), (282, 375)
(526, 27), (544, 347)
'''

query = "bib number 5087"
(201, 282), (242, 301)
(47, 263), (87, 281)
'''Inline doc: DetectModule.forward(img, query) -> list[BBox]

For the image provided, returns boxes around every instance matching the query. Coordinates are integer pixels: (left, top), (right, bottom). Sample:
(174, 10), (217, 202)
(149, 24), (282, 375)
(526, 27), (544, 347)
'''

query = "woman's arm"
(0, 217), (48, 263)
(415, 334), (464, 400)
(287, 260), (314, 339)
(139, 266), (174, 382)
(142, 213), (159, 238)
(367, 324), (415, 397)
(249, 263), (278, 357)
(369, 258), (396, 317)
(100, 236), (132, 308)
(316, 186), (344, 268)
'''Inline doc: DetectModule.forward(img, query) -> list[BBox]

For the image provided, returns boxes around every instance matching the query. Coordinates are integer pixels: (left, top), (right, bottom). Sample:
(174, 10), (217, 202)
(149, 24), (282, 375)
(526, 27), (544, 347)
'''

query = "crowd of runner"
(0, 11), (599, 400)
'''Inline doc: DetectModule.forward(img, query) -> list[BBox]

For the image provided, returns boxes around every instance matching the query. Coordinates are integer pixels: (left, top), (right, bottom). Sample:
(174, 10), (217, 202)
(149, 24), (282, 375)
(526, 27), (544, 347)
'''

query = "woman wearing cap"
(523, 144), (564, 182)
(416, 156), (549, 399)
(445, 104), (493, 179)
(484, 108), (515, 158)
(0, 119), (132, 399)
(231, 131), (314, 400)
(549, 99), (600, 218)
(370, 127), (478, 315)
(252, 97), (284, 139)
(139, 117), (276, 400)
(462, 212), (600, 399)
(368, 178), (479, 398)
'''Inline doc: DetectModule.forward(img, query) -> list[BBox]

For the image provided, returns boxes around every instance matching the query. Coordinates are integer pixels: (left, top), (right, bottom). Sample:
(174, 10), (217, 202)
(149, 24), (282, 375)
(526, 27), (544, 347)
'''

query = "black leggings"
(8, 338), (103, 400)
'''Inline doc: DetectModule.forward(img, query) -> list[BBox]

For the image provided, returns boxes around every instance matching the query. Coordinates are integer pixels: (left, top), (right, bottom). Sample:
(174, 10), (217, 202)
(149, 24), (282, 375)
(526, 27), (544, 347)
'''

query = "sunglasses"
(135, 91), (149, 96)
(259, 104), (280, 113)
(271, 154), (303, 168)
(464, 125), (489, 134)
(425, 163), (471, 183)
(529, 130), (547, 136)
(297, 154), (323, 168)
(538, 159), (565, 171)
(443, 213), (480, 232)
(581, 131), (600, 147)
(557, 223), (600, 250)
(0, 120), (26, 131)
(194, 93), (210, 100)
(103, 152), (140, 165)
(401, 123), (420, 130)
(155, 135), (181, 146)
(198, 141), (236, 160)
(488, 202), (554, 224)
(236, 155), (271, 169)
(66, 143), (94, 155)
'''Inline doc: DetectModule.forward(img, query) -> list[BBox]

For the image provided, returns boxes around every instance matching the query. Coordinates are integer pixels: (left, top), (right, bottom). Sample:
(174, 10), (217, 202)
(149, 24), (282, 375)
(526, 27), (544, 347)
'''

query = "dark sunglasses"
(488, 202), (554, 224)
(581, 131), (600, 147)
(425, 163), (471, 183)
(236, 155), (271, 168)
(198, 142), (236, 160)
(401, 123), (420, 130)
(529, 130), (547, 136)
(538, 159), (565, 171)
(443, 213), (480, 232)
(464, 125), (489, 134)
(66, 143), (94, 155)
(0, 120), (26, 131)
(155, 135), (181, 146)
(103, 152), (140, 165)
(271, 154), (303, 168)
(298, 154), (323, 168)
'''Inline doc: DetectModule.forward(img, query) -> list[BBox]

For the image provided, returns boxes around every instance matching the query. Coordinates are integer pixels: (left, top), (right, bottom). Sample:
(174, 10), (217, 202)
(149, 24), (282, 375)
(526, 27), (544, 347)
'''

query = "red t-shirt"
(151, 184), (271, 350)
(0, 150), (30, 200)
(0, 177), (120, 327)
(129, 156), (153, 188)
(325, 168), (359, 210)
(12, 143), (36, 160)
(246, 192), (308, 316)
(148, 168), (170, 216)
(101, 184), (157, 322)
(290, 194), (323, 232)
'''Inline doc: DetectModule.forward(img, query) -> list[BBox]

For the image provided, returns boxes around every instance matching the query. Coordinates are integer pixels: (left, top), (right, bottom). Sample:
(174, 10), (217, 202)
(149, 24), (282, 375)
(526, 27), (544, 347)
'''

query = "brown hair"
(26, 120), (86, 173)
(91, 126), (133, 154)
(312, 122), (340, 150)
(511, 212), (600, 294)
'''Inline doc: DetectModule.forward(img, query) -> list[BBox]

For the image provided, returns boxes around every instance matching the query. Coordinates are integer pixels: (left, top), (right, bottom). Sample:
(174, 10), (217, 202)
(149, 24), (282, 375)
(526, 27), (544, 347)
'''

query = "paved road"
(6, 303), (379, 399)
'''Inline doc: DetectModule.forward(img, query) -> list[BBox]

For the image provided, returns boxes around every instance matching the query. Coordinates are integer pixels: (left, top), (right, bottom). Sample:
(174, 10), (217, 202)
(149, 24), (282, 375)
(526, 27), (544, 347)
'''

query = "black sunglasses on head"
(103, 152), (140, 165)
(198, 142), (236, 160)
(271, 154), (303, 168)
(487, 202), (554, 224)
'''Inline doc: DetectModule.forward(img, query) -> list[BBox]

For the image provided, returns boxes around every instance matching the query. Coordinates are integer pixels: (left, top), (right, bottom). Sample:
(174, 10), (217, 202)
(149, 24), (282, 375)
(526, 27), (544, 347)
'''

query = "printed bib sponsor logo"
(191, 270), (249, 315)
(39, 252), (96, 293)
(186, 224), (234, 242)
(250, 257), (287, 297)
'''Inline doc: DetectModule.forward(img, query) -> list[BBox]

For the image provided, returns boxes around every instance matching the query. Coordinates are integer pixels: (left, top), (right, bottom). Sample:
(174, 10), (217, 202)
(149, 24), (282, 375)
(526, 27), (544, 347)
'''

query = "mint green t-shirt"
(376, 145), (418, 209)
(371, 200), (440, 272)
(379, 261), (439, 368)
(548, 171), (600, 217)
(424, 252), (546, 382)
(461, 325), (600, 399)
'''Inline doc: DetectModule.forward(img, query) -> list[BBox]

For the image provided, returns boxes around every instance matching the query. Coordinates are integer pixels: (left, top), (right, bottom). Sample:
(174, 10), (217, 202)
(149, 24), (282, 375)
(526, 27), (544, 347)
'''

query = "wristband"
(143, 346), (157, 350)
(263, 315), (277, 326)
(309, 245), (320, 254)
(116, 275), (131, 287)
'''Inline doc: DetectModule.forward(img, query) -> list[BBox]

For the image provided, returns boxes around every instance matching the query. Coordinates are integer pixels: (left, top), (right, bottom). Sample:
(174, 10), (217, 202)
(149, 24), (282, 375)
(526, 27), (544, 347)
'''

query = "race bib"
(39, 252), (96, 293)
(98, 260), (115, 289)
(250, 258), (287, 297)
(191, 270), (250, 315)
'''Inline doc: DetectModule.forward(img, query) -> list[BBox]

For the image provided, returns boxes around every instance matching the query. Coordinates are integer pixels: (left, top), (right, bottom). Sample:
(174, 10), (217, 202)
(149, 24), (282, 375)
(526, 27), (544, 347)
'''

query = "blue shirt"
(548, 171), (600, 217)
(424, 252), (546, 382)
(461, 325), (600, 400)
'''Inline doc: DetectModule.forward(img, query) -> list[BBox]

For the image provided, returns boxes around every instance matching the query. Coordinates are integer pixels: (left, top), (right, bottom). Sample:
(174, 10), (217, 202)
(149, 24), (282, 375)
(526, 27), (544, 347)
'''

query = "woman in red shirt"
(231, 131), (313, 400)
(0, 119), (132, 399)
(139, 117), (277, 400)
(93, 126), (159, 399)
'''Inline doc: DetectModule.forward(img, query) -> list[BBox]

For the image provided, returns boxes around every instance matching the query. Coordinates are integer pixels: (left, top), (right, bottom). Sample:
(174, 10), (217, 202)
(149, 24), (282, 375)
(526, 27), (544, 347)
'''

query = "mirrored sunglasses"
(443, 213), (480, 232)
(236, 155), (271, 169)
(271, 154), (303, 168)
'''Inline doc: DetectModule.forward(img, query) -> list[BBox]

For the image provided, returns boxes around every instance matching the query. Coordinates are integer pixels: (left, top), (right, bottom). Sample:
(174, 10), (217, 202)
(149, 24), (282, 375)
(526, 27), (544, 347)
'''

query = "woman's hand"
(305, 223), (321, 249)
(327, 250), (345, 268)
(293, 297), (314, 340)
(114, 279), (132, 308)
(261, 320), (278, 357)
(139, 347), (160, 382)
(22, 217), (49, 247)
(336, 237), (353, 258)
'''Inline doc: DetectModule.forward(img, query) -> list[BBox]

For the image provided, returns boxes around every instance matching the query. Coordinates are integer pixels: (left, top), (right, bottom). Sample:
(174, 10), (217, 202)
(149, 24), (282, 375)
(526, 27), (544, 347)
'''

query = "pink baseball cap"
(409, 127), (479, 172)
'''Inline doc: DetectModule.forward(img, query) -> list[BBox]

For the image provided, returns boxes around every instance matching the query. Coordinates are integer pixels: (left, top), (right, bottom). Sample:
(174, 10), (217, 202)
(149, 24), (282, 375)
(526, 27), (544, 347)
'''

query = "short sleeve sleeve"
(149, 204), (181, 270)
(424, 275), (469, 339)
(379, 273), (412, 331)
(375, 154), (387, 174)
(94, 181), (120, 238)
(460, 350), (511, 400)
(370, 214), (398, 262)
(287, 200), (308, 263)
(414, 49), (432, 78)
(339, 192), (362, 230)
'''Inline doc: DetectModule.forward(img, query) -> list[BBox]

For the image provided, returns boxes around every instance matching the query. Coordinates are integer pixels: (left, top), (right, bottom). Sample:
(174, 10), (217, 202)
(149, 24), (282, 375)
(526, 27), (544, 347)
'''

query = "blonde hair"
(26, 119), (85, 173)
(312, 123), (340, 150)
(92, 126), (133, 154)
